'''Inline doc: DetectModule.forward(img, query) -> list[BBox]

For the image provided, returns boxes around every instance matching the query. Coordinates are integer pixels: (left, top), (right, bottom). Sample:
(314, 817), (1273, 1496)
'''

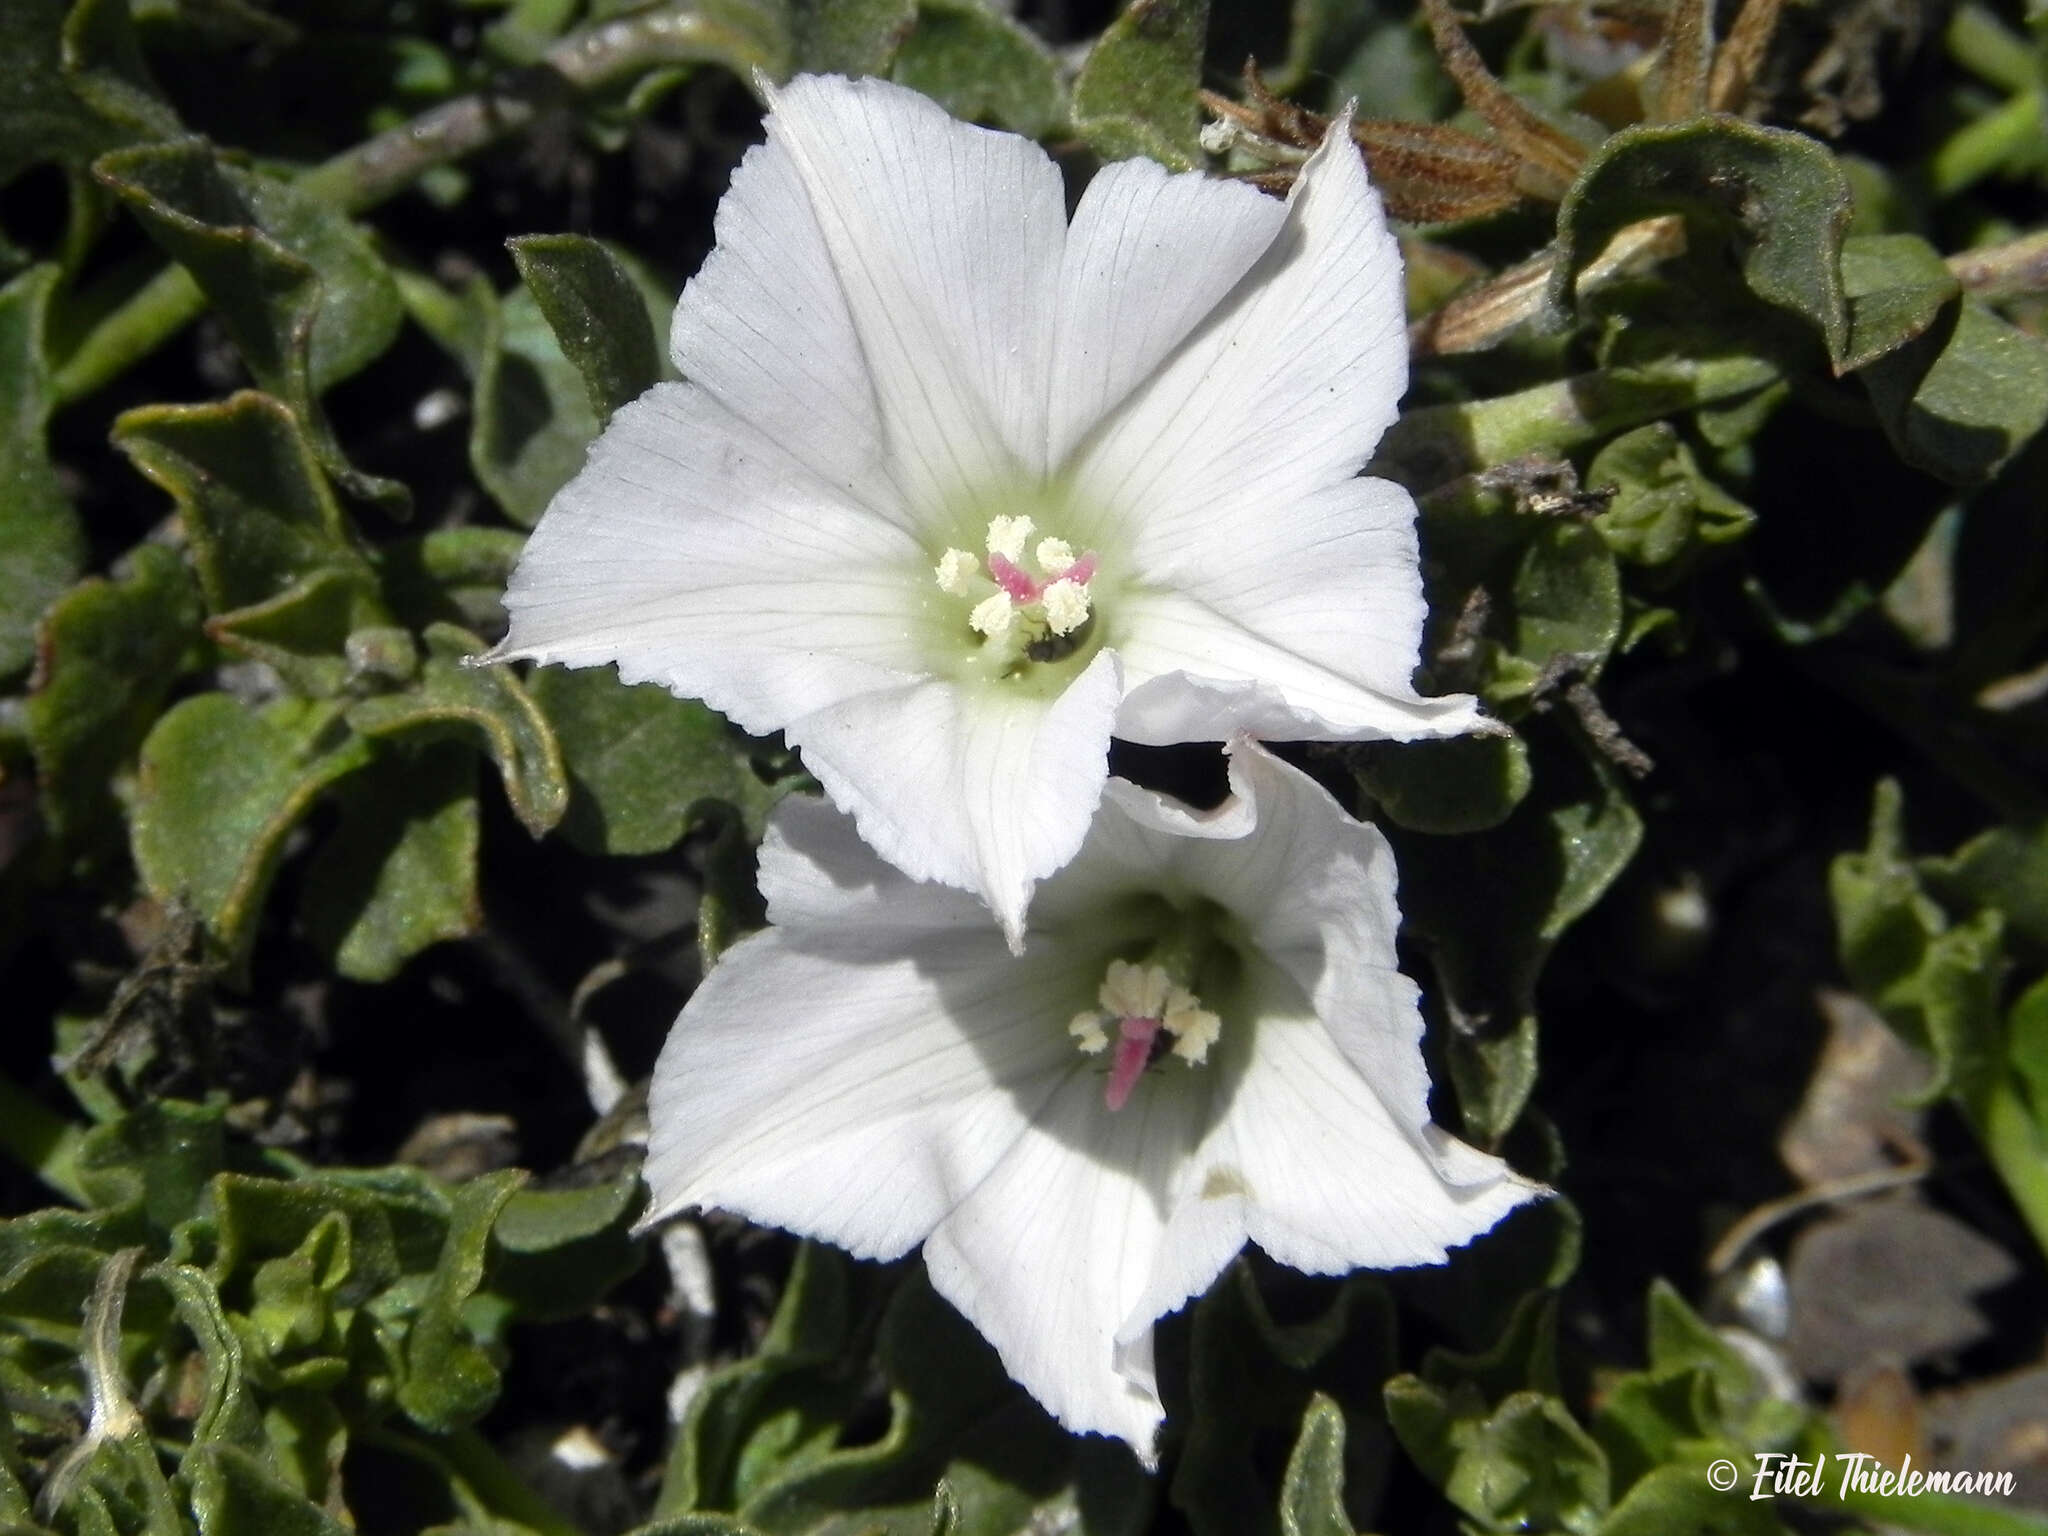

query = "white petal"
(495, 383), (926, 732)
(758, 74), (1067, 507)
(1111, 476), (1488, 743)
(1068, 112), (1407, 544)
(1046, 157), (1287, 469)
(668, 111), (899, 521)
(1135, 959), (1541, 1324)
(642, 926), (1083, 1254)
(923, 1068), (1211, 1462)
(757, 792), (997, 936)
(787, 650), (1122, 949)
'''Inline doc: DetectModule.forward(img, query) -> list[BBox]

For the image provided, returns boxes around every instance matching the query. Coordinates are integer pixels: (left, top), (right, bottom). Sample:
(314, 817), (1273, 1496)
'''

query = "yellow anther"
(1041, 579), (1090, 637)
(1100, 959), (1170, 1022)
(1036, 538), (1076, 575)
(985, 515), (1034, 562)
(935, 548), (980, 596)
(1068, 1013), (1109, 1054)
(968, 591), (1015, 639)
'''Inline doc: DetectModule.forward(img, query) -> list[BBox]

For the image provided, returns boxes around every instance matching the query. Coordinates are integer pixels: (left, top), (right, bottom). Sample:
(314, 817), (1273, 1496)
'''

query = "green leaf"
(1830, 779), (2008, 1107)
(113, 392), (386, 692)
(1387, 1383), (1610, 1536)
(1414, 471), (1624, 712)
(527, 666), (785, 855)
(377, 526), (528, 637)
(0, 265), (87, 680)
(1280, 1395), (1358, 1536)
(508, 234), (671, 424)
(1596, 1464), (1789, 1536)
(1070, 0), (1209, 167)
(659, 1242), (856, 1517)
(131, 694), (373, 967)
(299, 742), (481, 983)
(1856, 288), (2048, 486)
(1587, 424), (1755, 572)
(487, 1169), (647, 1322)
(95, 140), (401, 399)
(185, 1442), (351, 1536)
(346, 624), (569, 837)
(72, 1100), (225, 1234)
(1925, 820), (2048, 955)
(2008, 976), (2048, 1124)
(1349, 733), (1532, 836)
(1393, 731), (1643, 1140)
(397, 1168), (522, 1434)
(1553, 118), (1853, 364)
(891, 0), (1065, 138)
(400, 268), (596, 528)
(790, 0), (917, 74)
(1494, 523), (1625, 705)
(1175, 1265), (1396, 1536)
(1838, 233), (1960, 372)
(25, 543), (202, 849)
(0, 0), (178, 190)
(148, 1261), (265, 1455)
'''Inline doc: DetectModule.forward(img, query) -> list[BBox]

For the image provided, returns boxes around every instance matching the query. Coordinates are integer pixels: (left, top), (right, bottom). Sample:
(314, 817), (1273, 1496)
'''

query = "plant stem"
(1946, 2), (2038, 95)
(1947, 228), (2048, 301)
(1972, 1069), (2048, 1264)
(0, 1073), (89, 1205)
(1930, 88), (2043, 200)
(1375, 354), (1781, 489)
(50, 1), (782, 405)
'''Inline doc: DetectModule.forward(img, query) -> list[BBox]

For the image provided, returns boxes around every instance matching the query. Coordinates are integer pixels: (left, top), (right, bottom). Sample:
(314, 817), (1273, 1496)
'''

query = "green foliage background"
(2, 0), (2047, 1531)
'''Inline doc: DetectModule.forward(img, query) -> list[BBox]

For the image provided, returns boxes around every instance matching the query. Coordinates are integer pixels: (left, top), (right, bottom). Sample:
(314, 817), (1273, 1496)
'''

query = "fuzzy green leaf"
(396, 1168), (523, 1434)
(1587, 424), (1755, 571)
(508, 234), (671, 424)
(1388, 1382), (1610, 1536)
(299, 742), (481, 983)
(132, 695), (373, 968)
(113, 393), (373, 614)
(1176, 1265), (1395, 1536)
(0, 0), (178, 189)
(487, 1170), (646, 1322)
(184, 1442), (350, 1536)
(1070, 0), (1209, 167)
(25, 544), (202, 849)
(1280, 1395), (1358, 1536)
(1554, 118), (1853, 364)
(1830, 779), (2008, 1107)
(891, 0), (1065, 137)
(1925, 820), (2048, 954)
(1838, 233), (1960, 371)
(1350, 733), (1533, 836)
(0, 265), (87, 680)
(400, 268), (597, 528)
(1596, 1464), (1788, 1536)
(345, 624), (569, 837)
(527, 666), (784, 855)
(791, 0), (917, 73)
(1859, 296), (2048, 486)
(95, 140), (400, 399)
(1394, 732), (1641, 1139)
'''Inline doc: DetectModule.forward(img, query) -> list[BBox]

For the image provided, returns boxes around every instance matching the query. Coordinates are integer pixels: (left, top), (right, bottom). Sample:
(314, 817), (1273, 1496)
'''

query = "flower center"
(933, 515), (1099, 675)
(1067, 958), (1223, 1112)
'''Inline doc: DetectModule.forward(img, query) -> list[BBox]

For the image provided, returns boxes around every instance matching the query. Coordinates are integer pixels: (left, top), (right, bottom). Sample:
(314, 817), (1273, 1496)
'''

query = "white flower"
(640, 739), (1539, 1462)
(494, 73), (1486, 945)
